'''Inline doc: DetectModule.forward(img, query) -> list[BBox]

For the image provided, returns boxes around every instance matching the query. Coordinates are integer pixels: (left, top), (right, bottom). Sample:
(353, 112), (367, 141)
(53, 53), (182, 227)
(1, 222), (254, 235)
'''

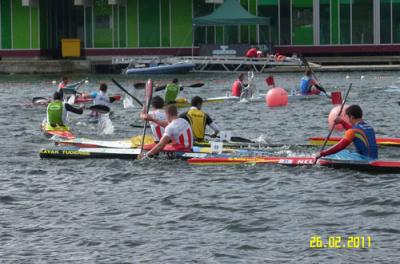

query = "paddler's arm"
(206, 114), (219, 137)
(335, 117), (352, 130)
(65, 103), (84, 115)
(317, 129), (355, 158)
(141, 135), (170, 159)
(141, 113), (168, 127)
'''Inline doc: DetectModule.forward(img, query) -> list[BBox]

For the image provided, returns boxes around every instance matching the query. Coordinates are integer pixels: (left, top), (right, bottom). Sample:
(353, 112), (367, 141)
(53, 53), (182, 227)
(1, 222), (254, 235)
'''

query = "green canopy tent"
(192, 0), (270, 48)
(193, 0), (270, 26)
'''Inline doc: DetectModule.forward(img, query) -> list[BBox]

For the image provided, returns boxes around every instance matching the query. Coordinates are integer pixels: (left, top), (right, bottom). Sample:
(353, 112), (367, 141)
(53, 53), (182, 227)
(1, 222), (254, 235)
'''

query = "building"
(0, 0), (400, 59)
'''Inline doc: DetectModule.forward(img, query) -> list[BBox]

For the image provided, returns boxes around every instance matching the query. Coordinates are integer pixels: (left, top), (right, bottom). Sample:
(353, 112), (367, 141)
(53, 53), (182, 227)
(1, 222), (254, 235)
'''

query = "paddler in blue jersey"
(316, 105), (378, 160)
(179, 96), (219, 142)
(164, 78), (181, 104)
(299, 69), (323, 95)
(45, 91), (84, 129)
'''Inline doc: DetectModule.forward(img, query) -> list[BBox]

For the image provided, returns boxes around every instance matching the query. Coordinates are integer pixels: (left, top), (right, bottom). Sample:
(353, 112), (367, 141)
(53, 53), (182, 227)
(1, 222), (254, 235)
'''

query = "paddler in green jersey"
(46, 91), (84, 128)
(164, 78), (181, 104)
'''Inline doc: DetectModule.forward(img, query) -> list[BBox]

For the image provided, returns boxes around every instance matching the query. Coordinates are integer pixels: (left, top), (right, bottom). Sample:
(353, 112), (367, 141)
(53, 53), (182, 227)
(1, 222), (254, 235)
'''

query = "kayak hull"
(41, 123), (75, 139)
(187, 156), (400, 174)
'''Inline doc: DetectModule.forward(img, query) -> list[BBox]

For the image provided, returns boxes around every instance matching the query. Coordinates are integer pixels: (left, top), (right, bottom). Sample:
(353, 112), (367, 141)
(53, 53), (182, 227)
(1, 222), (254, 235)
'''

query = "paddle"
(32, 97), (50, 105)
(300, 55), (330, 98)
(111, 78), (143, 107)
(154, 82), (204, 92)
(88, 105), (110, 114)
(133, 82), (146, 89)
(140, 80), (154, 155)
(314, 83), (352, 165)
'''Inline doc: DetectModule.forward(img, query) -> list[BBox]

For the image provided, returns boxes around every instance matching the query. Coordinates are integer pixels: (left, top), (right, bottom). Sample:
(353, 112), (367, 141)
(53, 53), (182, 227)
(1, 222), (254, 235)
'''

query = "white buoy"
(85, 80), (89, 84)
(360, 75), (365, 80)
(346, 75), (350, 80)
(52, 80), (56, 84)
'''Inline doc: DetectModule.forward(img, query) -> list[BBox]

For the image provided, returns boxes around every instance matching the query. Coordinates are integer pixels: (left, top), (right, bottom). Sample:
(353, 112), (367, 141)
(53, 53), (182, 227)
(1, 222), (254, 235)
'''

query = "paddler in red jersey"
(231, 73), (245, 97)
(316, 105), (378, 160)
(139, 105), (193, 159)
(58, 76), (69, 91)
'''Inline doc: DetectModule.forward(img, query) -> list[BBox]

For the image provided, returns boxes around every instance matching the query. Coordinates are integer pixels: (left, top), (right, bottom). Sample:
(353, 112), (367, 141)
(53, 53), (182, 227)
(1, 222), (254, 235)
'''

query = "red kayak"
(187, 156), (400, 173)
(309, 137), (400, 147)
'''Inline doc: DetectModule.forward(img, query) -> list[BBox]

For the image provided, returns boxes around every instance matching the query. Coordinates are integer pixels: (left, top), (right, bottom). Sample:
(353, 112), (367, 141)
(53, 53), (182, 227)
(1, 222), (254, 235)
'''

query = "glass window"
(258, 0), (279, 46)
(320, 0), (330, 44)
(193, 0), (215, 45)
(280, 0), (291, 44)
(380, 0), (391, 43)
(340, 0), (350, 44)
(292, 0), (313, 45)
(393, 0), (400, 43)
(352, 0), (373, 44)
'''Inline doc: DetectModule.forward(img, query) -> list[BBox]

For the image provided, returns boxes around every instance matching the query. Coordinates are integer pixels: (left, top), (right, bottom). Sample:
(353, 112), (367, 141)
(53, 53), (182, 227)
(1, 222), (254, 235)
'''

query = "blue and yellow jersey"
(344, 122), (378, 159)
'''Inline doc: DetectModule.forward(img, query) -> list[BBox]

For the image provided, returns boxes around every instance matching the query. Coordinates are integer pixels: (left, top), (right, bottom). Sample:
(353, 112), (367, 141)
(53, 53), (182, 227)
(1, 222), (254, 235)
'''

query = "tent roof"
(193, 0), (270, 26)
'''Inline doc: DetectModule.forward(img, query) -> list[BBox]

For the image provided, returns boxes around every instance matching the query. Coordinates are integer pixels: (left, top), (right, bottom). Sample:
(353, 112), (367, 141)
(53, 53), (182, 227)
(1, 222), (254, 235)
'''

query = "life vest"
(300, 77), (312, 95)
(347, 122), (378, 159)
(231, 80), (242, 97)
(47, 100), (66, 126)
(186, 108), (207, 141)
(164, 83), (180, 103)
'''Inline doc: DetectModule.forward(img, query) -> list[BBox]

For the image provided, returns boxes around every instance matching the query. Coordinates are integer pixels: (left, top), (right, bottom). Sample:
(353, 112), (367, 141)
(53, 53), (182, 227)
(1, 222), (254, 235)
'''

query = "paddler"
(315, 105), (378, 160)
(139, 105), (193, 159)
(164, 78), (181, 104)
(45, 91), (84, 128)
(299, 69), (321, 95)
(57, 76), (69, 91)
(231, 73), (245, 97)
(180, 96), (219, 141)
(140, 95), (167, 142)
(84, 83), (116, 120)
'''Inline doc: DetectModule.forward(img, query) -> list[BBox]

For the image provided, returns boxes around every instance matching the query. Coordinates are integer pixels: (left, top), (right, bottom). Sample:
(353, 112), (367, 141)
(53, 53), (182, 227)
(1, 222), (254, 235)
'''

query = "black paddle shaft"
(111, 78), (143, 107)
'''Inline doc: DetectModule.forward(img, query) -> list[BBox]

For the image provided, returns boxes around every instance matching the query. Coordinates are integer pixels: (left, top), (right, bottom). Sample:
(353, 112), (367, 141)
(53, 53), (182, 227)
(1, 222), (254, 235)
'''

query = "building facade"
(1, 0), (400, 58)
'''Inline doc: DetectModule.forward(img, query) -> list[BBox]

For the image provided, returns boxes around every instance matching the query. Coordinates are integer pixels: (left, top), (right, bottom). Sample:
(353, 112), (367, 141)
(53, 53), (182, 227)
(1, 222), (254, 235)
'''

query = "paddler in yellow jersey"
(179, 96), (219, 142)
(44, 91), (84, 129)
(164, 78), (181, 104)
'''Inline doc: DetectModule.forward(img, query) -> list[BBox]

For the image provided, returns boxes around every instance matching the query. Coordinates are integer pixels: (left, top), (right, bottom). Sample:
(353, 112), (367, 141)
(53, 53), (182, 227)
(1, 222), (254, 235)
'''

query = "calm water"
(0, 72), (399, 263)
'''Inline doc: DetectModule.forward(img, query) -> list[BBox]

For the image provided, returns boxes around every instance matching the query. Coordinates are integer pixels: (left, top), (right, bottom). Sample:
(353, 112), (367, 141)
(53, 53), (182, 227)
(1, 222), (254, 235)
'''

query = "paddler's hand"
(140, 113), (153, 122)
(210, 132), (218, 138)
(138, 153), (147, 160)
(334, 117), (343, 124)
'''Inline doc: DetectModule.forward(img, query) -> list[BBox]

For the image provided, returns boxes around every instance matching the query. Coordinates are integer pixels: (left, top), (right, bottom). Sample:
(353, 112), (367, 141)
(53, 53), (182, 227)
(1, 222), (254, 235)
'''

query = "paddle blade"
(230, 136), (254, 143)
(266, 76), (275, 87)
(187, 83), (204, 88)
(32, 97), (49, 105)
(134, 82), (146, 89)
(67, 95), (76, 105)
(89, 105), (110, 114)
(130, 135), (155, 148)
(144, 79), (153, 112)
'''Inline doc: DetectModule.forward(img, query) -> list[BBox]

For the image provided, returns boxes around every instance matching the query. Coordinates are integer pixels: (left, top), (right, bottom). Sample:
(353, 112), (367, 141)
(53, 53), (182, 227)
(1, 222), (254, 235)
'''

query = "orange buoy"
(265, 87), (288, 107)
(328, 105), (350, 131)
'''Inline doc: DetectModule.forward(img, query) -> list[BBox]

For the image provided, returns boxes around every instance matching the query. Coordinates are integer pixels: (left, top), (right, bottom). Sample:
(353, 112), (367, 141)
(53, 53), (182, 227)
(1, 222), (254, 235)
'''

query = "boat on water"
(41, 122), (75, 139)
(187, 156), (400, 174)
(125, 61), (195, 74)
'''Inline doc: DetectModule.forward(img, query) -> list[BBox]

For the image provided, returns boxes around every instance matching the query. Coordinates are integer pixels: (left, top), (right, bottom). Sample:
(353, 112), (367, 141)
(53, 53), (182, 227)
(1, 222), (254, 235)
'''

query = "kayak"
(32, 94), (122, 106)
(41, 122), (75, 139)
(309, 137), (400, 147)
(39, 145), (271, 160)
(187, 156), (400, 173)
(50, 135), (305, 150)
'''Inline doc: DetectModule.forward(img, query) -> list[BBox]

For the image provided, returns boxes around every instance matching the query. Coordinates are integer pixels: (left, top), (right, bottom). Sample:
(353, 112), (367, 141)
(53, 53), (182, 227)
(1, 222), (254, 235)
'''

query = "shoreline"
(1, 59), (400, 74)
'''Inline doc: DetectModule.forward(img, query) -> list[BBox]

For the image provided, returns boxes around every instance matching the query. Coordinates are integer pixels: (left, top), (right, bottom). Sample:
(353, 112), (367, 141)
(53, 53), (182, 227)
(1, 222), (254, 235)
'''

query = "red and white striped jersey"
(149, 109), (166, 141)
(164, 118), (193, 149)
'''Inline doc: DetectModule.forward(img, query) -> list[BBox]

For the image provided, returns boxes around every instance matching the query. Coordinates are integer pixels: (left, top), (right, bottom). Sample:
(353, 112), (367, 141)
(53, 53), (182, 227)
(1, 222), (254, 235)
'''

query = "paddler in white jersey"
(85, 83), (116, 119)
(45, 91), (84, 128)
(139, 105), (193, 159)
(140, 95), (167, 142)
